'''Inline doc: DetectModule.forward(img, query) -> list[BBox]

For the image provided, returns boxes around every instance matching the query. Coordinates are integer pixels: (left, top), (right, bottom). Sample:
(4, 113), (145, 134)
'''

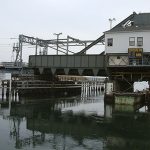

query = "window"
(129, 37), (135, 46)
(107, 38), (113, 46)
(137, 37), (143, 46)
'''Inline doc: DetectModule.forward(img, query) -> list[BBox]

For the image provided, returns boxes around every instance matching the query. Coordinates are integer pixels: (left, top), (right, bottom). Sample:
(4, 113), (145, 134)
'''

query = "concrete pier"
(114, 93), (145, 105)
(104, 78), (144, 107)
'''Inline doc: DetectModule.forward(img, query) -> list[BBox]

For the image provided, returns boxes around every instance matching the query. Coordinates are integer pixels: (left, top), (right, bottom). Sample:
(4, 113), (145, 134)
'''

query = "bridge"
(11, 34), (106, 76)
(29, 54), (106, 76)
(14, 32), (150, 83)
(10, 12), (150, 94)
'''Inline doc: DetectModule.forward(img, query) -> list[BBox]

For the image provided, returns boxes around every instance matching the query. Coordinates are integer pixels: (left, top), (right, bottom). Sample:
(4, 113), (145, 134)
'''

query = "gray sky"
(0, 0), (150, 62)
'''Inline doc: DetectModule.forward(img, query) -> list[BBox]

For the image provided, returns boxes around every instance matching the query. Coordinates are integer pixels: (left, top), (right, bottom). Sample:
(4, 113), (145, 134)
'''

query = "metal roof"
(105, 12), (150, 33)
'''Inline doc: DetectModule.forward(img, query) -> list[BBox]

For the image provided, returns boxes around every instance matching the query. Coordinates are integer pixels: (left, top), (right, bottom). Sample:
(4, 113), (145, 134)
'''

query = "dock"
(12, 80), (82, 97)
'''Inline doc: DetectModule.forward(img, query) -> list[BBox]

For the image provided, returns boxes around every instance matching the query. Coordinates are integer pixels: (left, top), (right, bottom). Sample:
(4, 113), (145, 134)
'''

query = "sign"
(0, 73), (11, 80)
(128, 48), (143, 58)
(128, 48), (143, 52)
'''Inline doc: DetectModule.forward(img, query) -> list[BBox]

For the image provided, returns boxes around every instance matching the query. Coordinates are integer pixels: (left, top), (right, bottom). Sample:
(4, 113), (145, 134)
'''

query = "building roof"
(105, 12), (150, 33)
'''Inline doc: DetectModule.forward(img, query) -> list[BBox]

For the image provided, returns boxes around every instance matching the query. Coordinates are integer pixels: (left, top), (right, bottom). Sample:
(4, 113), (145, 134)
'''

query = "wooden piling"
(2, 81), (4, 101)
(6, 81), (9, 101)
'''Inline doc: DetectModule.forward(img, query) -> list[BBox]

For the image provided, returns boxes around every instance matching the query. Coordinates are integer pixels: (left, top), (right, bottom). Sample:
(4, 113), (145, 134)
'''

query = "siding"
(105, 31), (150, 53)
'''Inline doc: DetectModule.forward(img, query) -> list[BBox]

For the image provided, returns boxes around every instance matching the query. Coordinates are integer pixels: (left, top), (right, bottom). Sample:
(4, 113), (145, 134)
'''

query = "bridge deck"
(29, 55), (106, 76)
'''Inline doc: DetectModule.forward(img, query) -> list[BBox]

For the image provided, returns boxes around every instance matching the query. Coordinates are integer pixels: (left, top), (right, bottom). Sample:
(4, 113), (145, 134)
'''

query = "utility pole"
(19, 35), (23, 67)
(108, 18), (116, 29)
(53, 33), (62, 55)
(66, 35), (69, 55)
(35, 38), (38, 55)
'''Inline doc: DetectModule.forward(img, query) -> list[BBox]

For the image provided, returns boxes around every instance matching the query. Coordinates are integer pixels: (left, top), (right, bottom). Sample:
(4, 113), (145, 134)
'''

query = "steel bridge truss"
(13, 34), (105, 66)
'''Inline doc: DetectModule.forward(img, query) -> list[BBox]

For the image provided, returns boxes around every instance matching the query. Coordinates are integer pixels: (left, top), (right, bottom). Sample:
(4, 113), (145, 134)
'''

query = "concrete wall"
(105, 31), (150, 53)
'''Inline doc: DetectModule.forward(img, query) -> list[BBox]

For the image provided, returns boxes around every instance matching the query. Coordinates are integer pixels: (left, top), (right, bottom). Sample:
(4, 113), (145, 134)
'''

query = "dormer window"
(137, 37), (143, 46)
(107, 38), (113, 46)
(129, 37), (135, 46)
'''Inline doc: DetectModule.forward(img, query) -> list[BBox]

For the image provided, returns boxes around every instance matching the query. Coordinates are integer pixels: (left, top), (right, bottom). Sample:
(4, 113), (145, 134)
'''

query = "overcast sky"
(0, 0), (150, 62)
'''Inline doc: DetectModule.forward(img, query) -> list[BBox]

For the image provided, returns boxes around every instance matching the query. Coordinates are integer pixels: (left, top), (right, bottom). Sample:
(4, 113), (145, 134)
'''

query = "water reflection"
(0, 89), (150, 149)
(9, 94), (106, 150)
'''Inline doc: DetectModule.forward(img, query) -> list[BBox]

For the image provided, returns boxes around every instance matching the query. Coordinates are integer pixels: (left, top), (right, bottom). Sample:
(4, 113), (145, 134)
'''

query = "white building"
(105, 12), (150, 66)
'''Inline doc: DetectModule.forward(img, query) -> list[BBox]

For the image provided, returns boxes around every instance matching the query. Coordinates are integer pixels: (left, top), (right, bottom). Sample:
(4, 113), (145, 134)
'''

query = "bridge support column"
(39, 67), (44, 74)
(51, 68), (56, 75)
(64, 68), (69, 75)
(93, 69), (99, 76)
(78, 69), (83, 76)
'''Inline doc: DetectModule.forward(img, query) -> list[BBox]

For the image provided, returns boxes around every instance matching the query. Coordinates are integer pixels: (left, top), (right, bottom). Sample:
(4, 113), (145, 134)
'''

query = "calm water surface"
(0, 90), (149, 150)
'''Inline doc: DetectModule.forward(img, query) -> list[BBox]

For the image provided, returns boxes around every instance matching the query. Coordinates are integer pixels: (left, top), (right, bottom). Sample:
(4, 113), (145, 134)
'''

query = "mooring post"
(9, 79), (12, 102)
(8, 79), (12, 116)
(14, 90), (17, 102)
(6, 81), (9, 101)
(9, 79), (12, 95)
(2, 81), (4, 101)
(12, 88), (14, 101)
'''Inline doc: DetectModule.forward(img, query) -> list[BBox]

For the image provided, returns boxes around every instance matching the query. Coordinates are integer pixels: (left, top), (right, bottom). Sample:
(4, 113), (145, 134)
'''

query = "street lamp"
(109, 18), (116, 29)
(53, 32), (62, 55)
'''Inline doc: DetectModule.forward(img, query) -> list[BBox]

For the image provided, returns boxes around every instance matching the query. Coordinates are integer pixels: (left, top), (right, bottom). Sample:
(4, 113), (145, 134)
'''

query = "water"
(0, 89), (150, 150)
